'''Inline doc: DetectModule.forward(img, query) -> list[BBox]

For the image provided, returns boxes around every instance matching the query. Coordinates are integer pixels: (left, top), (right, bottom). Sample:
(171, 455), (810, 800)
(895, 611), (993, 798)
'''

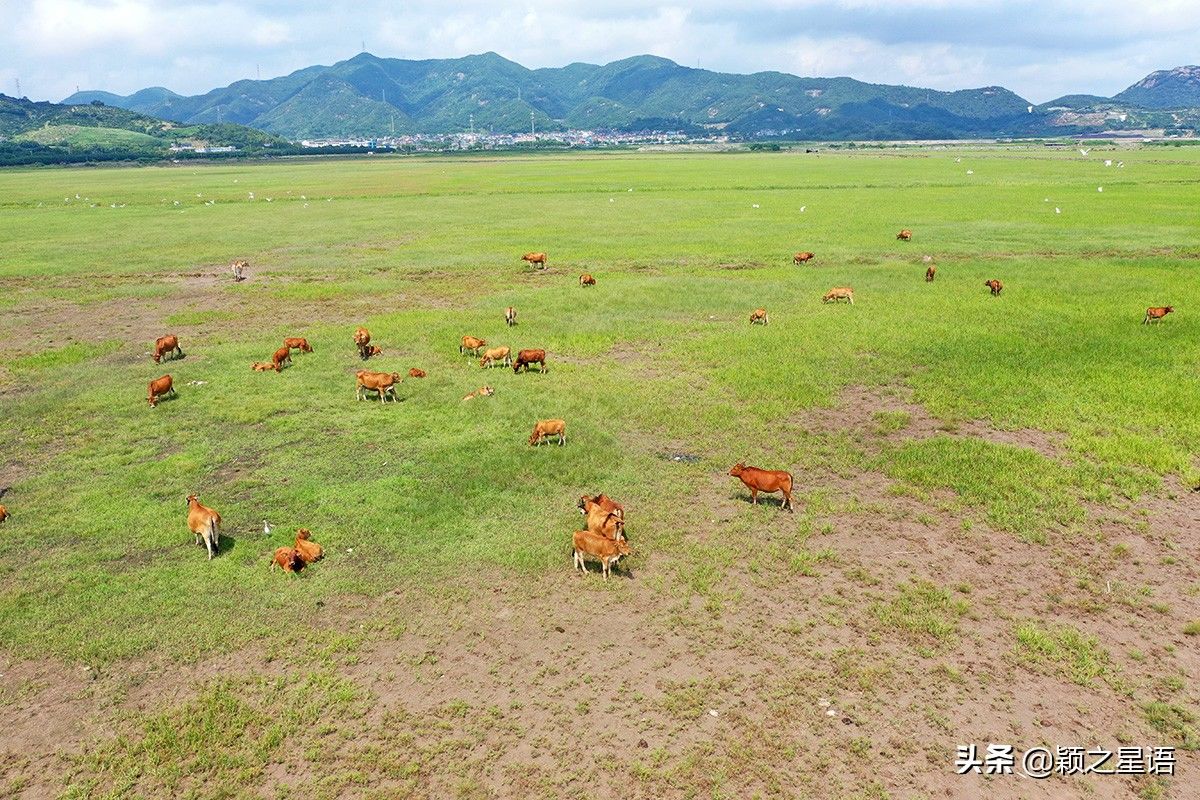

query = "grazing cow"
(147, 374), (175, 407)
(793, 251), (815, 264)
(363, 345), (383, 358)
(353, 327), (371, 359)
(513, 349), (547, 373)
(153, 335), (183, 363)
(408, 368), (427, 378)
(0, 505), (8, 524)
(294, 528), (324, 564)
(897, 229), (913, 241)
(462, 386), (495, 401)
(579, 273), (596, 287)
(529, 418), (566, 446)
(186, 494), (221, 559)
(586, 505), (626, 542)
(271, 546), (304, 573)
(985, 279), (1003, 296)
(251, 362), (275, 372)
(729, 462), (794, 512)
(750, 308), (769, 325)
(822, 287), (854, 304)
(284, 337), (313, 353)
(356, 370), (402, 403)
(272, 345), (292, 371)
(572, 529), (633, 580)
(925, 265), (936, 282)
(505, 306), (517, 327)
(480, 346), (512, 368)
(522, 252), (547, 268)
(460, 336), (487, 356)
(230, 260), (249, 282)
(1144, 306), (1174, 324)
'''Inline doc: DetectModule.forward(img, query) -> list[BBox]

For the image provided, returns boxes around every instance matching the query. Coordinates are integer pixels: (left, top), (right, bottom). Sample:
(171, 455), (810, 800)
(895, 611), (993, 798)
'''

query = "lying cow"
(362, 345), (383, 359)
(513, 349), (547, 373)
(529, 418), (566, 446)
(147, 374), (175, 407)
(251, 362), (275, 372)
(462, 386), (495, 401)
(271, 546), (304, 573)
(572, 529), (633, 580)
(729, 462), (795, 512)
(153, 335), (183, 363)
(294, 528), (323, 564)
(408, 367), (427, 378)
(356, 370), (402, 403)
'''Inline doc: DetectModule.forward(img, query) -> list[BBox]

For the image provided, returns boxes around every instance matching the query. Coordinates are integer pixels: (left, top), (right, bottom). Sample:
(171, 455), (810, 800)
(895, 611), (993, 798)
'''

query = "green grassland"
(1, 147), (1199, 798)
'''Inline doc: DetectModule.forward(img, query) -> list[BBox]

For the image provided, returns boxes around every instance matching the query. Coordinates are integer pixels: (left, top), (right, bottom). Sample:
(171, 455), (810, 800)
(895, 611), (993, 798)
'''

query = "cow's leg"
(205, 535), (214, 560)
(782, 489), (794, 512)
(751, 488), (758, 505)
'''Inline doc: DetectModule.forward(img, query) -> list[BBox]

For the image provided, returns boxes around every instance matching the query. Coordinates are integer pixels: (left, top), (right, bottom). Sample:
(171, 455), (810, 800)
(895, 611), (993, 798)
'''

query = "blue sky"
(2, 0), (1196, 104)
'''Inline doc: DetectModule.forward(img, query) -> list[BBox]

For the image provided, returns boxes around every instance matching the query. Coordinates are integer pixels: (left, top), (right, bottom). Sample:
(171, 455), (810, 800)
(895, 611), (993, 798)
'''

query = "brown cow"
(897, 229), (913, 241)
(356, 370), (402, 403)
(462, 386), (495, 401)
(1144, 306), (1174, 324)
(577, 493), (625, 519)
(505, 306), (517, 327)
(729, 462), (794, 512)
(186, 494), (221, 559)
(153, 335), (183, 363)
(480, 346), (512, 368)
(271, 546), (304, 573)
(230, 259), (249, 282)
(353, 327), (371, 359)
(573, 529), (633, 580)
(580, 273), (596, 287)
(793, 251), (815, 264)
(251, 362), (275, 372)
(363, 345), (383, 359)
(0, 505), (8, 524)
(272, 345), (292, 371)
(460, 336), (487, 356)
(822, 287), (854, 304)
(926, 266), (936, 282)
(586, 506), (626, 542)
(408, 367), (427, 378)
(529, 418), (566, 446)
(522, 252), (547, 268)
(147, 375), (175, 407)
(750, 308), (769, 325)
(284, 337), (313, 353)
(294, 528), (324, 564)
(513, 349), (547, 373)
(985, 279), (1003, 296)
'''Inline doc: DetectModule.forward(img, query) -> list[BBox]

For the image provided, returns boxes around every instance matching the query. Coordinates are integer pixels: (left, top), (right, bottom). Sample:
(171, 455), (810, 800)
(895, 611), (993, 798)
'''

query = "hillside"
(0, 94), (290, 164)
(61, 52), (1071, 140)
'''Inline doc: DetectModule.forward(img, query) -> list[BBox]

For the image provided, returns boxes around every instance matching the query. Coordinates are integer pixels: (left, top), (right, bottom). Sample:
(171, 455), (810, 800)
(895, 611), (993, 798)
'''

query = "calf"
(147, 374), (175, 407)
(363, 345), (383, 359)
(513, 349), (547, 373)
(460, 336), (487, 356)
(356, 370), (402, 403)
(353, 327), (371, 359)
(251, 362), (275, 372)
(1143, 306), (1174, 324)
(529, 418), (566, 446)
(579, 273), (596, 287)
(925, 265), (936, 282)
(750, 308), (769, 325)
(153, 335), (183, 363)
(729, 462), (794, 512)
(408, 367), (427, 378)
(897, 229), (913, 241)
(272, 345), (292, 371)
(822, 287), (854, 304)
(462, 386), (495, 401)
(793, 251), (815, 264)
(573, 529), (633, 580)
(985, 279), (1003, 296)
(0, 504), (8, 524)
(480, 346), (512, 368)
(505, 306), (517, 327)
(186, 494), (221, 559)
(284, 337), (313, 353)
(522, 252), (547, 268)
(271, 546), (304, 573)
(294, 528), (324, 564)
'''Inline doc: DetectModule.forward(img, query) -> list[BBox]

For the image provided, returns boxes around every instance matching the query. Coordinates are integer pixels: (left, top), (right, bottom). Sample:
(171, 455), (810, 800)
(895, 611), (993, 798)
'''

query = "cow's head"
(729, 462), (746, 477)
(186, 494), (198, 506)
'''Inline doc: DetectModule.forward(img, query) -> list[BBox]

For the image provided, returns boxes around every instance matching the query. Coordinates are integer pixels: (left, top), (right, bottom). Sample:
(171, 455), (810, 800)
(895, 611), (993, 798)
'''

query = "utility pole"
(469, 113), (474, 135)
(530, 111), (535, 136)
(14, 78), (20, 97)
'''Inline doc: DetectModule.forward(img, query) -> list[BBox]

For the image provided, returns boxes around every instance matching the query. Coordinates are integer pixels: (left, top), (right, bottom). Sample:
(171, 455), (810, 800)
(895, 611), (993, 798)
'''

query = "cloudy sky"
(2, 0), (1197, 104)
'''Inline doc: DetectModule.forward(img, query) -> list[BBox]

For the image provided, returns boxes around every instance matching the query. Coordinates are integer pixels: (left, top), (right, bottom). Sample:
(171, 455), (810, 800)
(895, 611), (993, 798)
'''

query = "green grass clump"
(9, 342), (120, 371)
(1183, 620), (1200, 636)
(870, 579), (968, 646)
(1143, 701), (1200, 750)
(1014, 621), (1110, 686)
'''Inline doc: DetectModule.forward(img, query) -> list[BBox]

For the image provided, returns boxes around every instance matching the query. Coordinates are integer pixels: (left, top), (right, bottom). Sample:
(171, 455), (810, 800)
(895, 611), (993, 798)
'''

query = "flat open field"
(1, 146), (1199, 799)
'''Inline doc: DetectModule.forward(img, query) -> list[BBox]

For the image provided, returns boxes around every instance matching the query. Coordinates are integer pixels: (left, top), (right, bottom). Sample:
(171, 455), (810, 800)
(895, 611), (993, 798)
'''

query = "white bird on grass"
(966, 170), (974, 175)
(799, 205), (806, 212)
(1097, 186), (1104, 192)
(1055, 207), (1061, 214)
(263, 520), (272, 535)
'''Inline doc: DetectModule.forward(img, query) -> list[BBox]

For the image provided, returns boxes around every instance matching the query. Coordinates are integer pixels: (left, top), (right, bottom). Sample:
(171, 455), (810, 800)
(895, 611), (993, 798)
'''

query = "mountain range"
(63, 54), (1200, 141)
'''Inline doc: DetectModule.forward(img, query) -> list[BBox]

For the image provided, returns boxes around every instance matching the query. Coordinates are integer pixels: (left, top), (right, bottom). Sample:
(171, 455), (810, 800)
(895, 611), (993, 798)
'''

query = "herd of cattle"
(17, 232), (1173, 573)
